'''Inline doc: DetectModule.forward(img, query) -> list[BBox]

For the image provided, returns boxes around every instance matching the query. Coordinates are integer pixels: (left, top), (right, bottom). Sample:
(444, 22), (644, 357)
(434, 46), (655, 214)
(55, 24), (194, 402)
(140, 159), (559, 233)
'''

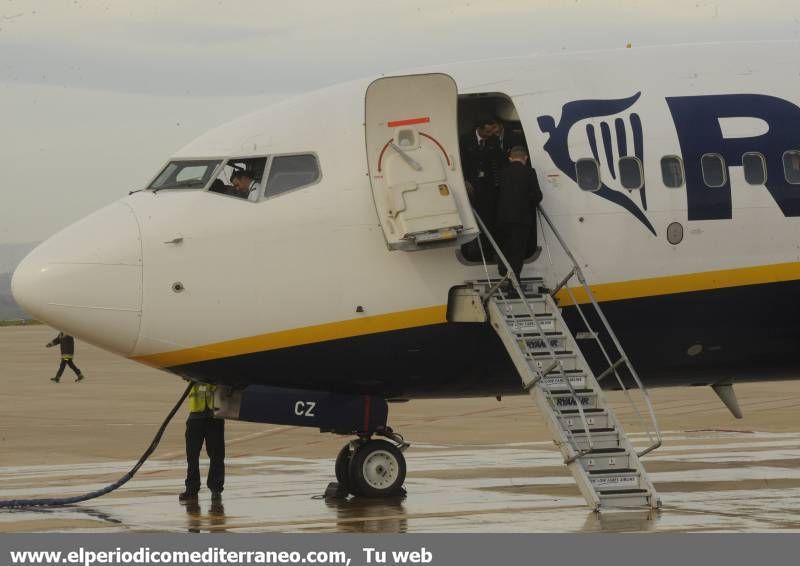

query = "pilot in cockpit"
(230, 169), (261, 202)
(210, 179), (229, 194)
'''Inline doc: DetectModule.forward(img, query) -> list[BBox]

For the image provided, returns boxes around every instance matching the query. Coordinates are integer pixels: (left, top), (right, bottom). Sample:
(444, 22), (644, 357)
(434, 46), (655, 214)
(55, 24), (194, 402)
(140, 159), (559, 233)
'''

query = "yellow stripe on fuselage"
(555, 261), (800, 305)
(132, 262), (800, 369)
(132, 305), (448, 369)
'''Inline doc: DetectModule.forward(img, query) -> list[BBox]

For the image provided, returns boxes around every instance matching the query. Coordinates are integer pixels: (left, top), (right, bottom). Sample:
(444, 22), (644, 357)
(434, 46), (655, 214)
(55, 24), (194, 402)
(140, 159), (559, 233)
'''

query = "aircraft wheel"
(348, 439), (406, 498)
(335, 444), (353, 493)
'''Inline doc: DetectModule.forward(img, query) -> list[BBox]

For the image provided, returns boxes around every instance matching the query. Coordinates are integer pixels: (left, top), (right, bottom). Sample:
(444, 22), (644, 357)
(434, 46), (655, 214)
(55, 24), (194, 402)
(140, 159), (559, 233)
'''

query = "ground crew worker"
(496, 146), (543, 285)
(180, 381), (225, 503)
(46, 332), (84, 383)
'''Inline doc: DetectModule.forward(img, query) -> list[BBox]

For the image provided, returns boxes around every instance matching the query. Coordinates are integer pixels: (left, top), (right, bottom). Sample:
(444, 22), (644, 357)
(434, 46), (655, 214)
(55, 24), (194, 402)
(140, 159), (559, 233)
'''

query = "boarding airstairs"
(468, 209), (662, 510)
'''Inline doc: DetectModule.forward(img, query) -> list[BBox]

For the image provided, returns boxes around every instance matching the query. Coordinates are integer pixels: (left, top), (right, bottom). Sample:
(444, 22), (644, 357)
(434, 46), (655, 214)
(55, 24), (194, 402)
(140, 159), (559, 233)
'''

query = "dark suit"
(496, 161), (543, 280)
(460, 130), (508, 261)
(497, 127), (526, 158)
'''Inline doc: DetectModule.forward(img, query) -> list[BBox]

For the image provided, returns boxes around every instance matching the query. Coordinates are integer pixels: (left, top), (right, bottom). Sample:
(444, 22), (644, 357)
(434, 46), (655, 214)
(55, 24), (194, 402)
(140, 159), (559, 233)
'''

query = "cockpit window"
(208, 157), (267, 201)
(148, 160), (221, 191)
(265, 154), (321, 198)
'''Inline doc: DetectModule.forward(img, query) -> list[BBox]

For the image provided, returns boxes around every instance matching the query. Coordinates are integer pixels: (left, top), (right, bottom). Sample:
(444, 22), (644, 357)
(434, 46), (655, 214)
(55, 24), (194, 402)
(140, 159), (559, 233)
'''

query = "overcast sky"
(1, 0), (799, 244)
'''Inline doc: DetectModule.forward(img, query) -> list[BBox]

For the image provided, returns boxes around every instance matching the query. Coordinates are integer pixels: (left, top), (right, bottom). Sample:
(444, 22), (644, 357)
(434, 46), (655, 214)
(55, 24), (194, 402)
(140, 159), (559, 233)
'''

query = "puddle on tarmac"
(2, 431), (800, 532)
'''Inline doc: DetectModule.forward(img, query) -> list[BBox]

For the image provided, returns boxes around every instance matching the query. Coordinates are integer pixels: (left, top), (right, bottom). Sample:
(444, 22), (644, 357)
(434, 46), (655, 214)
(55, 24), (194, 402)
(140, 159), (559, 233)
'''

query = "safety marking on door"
(388, 116), (430, 128)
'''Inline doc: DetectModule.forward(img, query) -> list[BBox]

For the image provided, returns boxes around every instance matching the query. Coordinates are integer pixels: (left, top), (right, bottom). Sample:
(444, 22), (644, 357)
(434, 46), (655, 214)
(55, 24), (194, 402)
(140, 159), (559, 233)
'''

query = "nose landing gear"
(334, 428), (408, 498)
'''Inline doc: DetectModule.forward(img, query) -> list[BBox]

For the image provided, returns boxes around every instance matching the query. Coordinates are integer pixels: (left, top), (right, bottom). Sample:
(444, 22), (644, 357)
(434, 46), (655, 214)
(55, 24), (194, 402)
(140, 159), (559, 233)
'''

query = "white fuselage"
(13, 41), (800, 395)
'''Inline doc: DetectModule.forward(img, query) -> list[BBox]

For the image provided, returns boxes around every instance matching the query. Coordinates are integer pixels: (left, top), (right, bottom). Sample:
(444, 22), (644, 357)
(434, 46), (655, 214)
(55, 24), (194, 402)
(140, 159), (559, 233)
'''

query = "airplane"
(11, 40), (800, 509)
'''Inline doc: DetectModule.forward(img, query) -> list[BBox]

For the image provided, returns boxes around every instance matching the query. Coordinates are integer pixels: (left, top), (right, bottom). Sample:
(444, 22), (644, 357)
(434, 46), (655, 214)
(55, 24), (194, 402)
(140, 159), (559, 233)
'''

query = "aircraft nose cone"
(11, 202), (143, 356)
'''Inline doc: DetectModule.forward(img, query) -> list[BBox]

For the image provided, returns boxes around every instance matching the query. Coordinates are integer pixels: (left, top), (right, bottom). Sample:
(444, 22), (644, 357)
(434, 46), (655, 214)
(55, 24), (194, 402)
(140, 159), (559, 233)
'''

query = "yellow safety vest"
(187, 383), (216, 413)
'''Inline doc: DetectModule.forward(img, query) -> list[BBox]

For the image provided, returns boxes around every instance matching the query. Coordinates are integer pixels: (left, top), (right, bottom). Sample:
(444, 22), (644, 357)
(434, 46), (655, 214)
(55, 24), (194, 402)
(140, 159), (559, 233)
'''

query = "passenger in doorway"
(230, 170), (260, 202)
(496, 146), (542, 286)
(46, 332), (84, 383)
(180, 381), (225, 503)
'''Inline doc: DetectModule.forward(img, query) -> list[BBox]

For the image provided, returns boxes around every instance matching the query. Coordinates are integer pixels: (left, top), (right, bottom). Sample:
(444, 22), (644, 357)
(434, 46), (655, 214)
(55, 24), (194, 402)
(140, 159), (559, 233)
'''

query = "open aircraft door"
(365, 73), (478, 251)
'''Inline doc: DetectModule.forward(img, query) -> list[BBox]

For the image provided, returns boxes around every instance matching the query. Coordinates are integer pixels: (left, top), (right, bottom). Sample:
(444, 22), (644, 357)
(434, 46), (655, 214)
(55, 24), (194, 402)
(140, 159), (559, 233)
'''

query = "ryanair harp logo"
(537, 92), (657, 236)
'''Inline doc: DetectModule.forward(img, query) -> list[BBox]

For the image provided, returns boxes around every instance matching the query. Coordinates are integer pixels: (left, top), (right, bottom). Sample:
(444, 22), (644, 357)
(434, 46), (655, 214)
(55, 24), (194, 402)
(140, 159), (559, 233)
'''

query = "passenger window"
(784, 151), (800, 185)
(660, 156), (684, 188)
(701, 154), (727, 188)
(265, 154), (321, 198)
(742, 152), (767, 185)
(618, 156), (644, 190)
(148, 160), (221, 191)
(208, 157), (267, 201)
(575, 158), (601, 192)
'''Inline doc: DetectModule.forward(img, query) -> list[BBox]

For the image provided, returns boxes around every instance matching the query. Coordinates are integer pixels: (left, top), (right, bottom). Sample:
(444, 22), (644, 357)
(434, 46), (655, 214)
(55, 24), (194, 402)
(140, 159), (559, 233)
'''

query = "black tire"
(335, 444), (352, 492)
(348, 439), (406, 498)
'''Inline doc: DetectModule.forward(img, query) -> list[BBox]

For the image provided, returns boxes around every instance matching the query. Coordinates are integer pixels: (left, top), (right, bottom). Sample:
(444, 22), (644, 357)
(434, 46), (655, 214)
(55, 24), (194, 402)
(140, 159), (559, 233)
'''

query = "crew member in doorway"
(460, 116), (505, 254)
(180, 381), (225, 503)
(496, 146), (542, 285)
(230, 170), (260, 202)
(46, 332), (84, 383)
(495, 119), (526, 159)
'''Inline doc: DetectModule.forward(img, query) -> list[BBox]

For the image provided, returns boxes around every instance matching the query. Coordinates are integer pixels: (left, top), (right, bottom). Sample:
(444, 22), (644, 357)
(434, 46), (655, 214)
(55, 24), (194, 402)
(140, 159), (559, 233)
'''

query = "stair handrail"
(471, 210), (596, 458)
(536, 206), (662, 457)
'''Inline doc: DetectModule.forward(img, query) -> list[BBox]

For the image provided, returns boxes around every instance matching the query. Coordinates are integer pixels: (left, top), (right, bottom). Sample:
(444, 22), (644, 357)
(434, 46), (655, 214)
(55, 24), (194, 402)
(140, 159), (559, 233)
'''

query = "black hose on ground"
(0, 383), (193, 509)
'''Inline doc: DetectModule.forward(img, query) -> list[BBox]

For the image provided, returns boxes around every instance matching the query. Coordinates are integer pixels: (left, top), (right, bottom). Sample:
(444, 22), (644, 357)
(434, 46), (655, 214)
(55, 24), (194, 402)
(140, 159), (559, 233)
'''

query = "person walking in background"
(46, 332), (84, 383)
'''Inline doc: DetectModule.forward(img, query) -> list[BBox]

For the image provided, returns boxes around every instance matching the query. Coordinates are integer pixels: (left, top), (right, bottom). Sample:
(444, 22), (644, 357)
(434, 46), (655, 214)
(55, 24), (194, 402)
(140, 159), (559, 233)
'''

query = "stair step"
(523, 333), (568, 353)
(589, 468), (636, 475)
(529, 350), (573, 358)
(598, 490), (652, 508)
(590, 469), (641, 490)
(528, 352), (579, 372)
(472, 276), (544, 283)
(470, 278), (544, 296)
(559, 409), (612, 431)
(499, 298), (550, 316)
(541, 370), (587, 390)
(580, 449), (633, 470)
(507, 314), (557, 332)
(558, 410), (614, 432)
(559, 406), (603, 414)
(548, 387), (593, 395)
(570, 429), (620, 451)
(515, 319), (568, 336)
(568, 427), (616, 434)
(548, 390), (600, 410)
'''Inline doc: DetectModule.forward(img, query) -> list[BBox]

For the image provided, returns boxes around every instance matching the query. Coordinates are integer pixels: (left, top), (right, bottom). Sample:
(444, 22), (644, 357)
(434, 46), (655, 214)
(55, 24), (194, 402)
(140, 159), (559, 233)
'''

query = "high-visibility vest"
(187, 383), (216, 413)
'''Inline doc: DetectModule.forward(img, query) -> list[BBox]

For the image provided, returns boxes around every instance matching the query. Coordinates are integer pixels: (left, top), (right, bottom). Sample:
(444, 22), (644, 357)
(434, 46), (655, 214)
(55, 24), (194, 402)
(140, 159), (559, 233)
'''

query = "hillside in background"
(0, 243), (38, 320)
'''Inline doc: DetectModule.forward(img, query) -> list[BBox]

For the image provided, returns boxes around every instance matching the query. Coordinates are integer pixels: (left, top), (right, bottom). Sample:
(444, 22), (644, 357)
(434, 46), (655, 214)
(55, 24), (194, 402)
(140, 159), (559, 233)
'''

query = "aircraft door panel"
(365, 73), (478, 251)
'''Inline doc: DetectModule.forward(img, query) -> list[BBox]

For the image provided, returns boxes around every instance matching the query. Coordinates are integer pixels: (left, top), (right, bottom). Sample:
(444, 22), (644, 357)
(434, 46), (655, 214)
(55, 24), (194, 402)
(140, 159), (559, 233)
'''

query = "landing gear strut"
(334, 428), (408, 498)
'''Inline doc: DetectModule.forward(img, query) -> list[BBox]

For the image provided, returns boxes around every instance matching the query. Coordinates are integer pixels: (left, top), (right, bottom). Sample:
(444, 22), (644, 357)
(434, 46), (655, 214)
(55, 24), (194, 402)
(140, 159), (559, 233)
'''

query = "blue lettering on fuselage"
(537, 92), (800, 229)
(666, 94), (800, 220)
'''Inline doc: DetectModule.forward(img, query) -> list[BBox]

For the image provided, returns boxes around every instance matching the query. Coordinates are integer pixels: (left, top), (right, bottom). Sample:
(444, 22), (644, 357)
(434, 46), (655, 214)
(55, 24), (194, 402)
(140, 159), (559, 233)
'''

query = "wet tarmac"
(2, 326), (800, 532)
(3, 430), (800, 533)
